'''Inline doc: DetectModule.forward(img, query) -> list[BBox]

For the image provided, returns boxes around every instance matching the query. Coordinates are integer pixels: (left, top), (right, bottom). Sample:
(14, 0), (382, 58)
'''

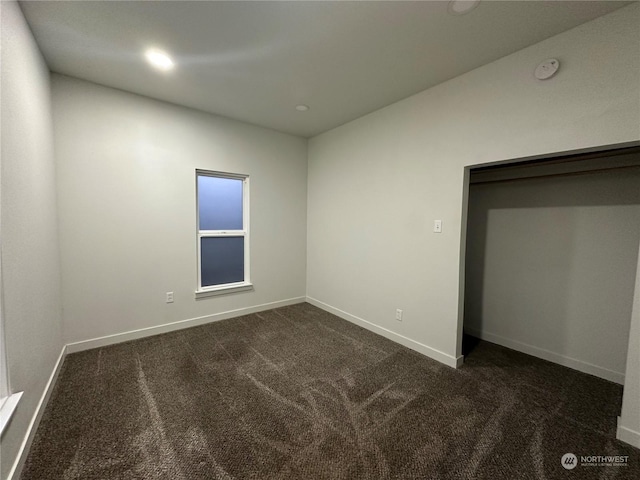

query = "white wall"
(52, 75), (308, 345)
(307, 4), (640, 366)
(618, 241), (640, 448)
(0, 2), (64, 479)
(465, 168), (640, 383)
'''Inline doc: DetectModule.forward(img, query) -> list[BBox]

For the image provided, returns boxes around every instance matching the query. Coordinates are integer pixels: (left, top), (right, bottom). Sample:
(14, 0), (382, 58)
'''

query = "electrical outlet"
(434, 220), (442, 233)
(396, 309), (403, 322)
(166, 292), (174, 303)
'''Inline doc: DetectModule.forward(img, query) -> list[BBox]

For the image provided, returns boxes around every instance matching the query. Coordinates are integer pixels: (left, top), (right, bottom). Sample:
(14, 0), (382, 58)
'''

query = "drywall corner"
(617, 240), (640, 448)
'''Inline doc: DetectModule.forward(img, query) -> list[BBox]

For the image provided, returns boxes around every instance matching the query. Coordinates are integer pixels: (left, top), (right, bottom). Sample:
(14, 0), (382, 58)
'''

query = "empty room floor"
(20, 303), (639, 479)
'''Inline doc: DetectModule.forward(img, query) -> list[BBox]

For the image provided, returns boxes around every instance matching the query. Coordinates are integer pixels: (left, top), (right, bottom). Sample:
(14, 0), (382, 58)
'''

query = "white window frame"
(0, 251), (23, 436)
(195, 170), (252, 298)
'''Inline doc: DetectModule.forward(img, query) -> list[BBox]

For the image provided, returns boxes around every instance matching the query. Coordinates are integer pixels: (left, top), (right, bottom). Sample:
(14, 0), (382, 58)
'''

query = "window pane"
(201, 237), (244, 286)
(198, 175), (243, 230)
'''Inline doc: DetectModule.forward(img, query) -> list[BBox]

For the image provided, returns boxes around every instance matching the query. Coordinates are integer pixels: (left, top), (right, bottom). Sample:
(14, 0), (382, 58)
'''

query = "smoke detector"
(534, 59), (560, 80)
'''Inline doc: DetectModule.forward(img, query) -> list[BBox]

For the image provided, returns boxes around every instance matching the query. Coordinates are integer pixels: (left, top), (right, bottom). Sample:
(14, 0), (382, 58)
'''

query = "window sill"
(0, 391), (23, 436)
(195, 283), (253, 299)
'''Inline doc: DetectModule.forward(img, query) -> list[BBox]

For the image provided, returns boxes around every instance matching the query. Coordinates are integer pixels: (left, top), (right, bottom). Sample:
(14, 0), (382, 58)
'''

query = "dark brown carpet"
(21, 303), (639, 479)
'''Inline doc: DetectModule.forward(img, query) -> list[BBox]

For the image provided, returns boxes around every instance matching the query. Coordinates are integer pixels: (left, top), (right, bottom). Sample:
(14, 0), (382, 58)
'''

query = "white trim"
(616, 422), (640, 449)
(306, 296), (462, 368)
(199, 230), (245, 236)
(7, 345), (66, 480)
(195, 170), (248, 181)
(243, 175), (250, 287)
(464, 327), (625, 384)
(1, 233), (9, 405)
(66, 296), (306, 354)
(195, 282), (253, 298)
(0, 391), (23, 436)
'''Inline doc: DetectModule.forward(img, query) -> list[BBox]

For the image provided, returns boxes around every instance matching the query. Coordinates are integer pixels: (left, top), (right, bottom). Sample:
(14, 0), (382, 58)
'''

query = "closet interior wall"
(464, 148), (640, 384)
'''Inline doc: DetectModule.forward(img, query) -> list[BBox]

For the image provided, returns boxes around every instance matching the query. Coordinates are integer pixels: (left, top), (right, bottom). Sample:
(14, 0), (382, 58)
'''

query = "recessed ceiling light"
(295, 105), (310, 112)
(145, 49), (174, 71)
(448, 0), (481, 16)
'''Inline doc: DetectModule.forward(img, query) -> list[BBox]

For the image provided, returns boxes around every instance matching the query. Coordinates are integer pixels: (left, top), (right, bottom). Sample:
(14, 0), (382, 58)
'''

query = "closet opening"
(459, 142), (640, 438)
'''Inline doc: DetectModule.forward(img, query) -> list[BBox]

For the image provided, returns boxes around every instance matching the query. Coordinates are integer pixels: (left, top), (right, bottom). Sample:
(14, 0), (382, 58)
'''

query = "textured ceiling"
(20, 0), (630, 137)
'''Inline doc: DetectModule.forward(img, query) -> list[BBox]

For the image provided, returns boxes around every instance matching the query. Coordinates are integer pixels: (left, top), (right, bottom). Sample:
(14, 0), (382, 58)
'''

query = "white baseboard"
(464, 327), (625, 385)
(306, 296), (462, 368)
(8, 345), (67, 480)
(616, 423), (640, 449)
(65, 296), (306, 353)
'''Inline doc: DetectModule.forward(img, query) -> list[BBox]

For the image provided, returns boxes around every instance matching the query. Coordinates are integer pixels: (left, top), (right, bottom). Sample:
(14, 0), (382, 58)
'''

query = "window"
(196, 170), (251, 297)
(0, 255), (23, 435)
